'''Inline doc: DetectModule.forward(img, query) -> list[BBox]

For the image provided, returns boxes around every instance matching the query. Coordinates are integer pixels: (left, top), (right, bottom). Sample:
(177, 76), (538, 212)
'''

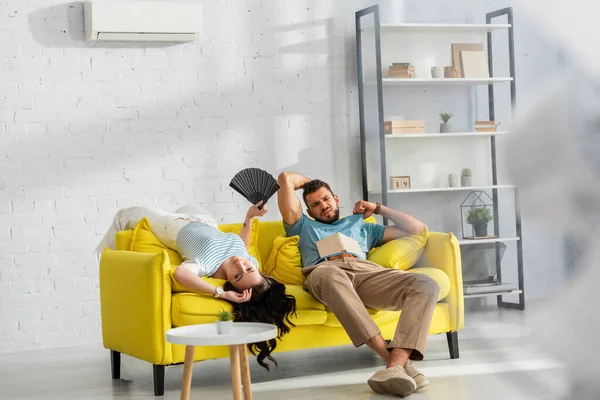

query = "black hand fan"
(229, 168), (280, 209)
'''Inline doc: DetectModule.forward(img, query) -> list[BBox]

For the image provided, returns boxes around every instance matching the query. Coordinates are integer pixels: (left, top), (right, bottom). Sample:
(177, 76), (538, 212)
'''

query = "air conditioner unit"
(84, 0), (202, 42)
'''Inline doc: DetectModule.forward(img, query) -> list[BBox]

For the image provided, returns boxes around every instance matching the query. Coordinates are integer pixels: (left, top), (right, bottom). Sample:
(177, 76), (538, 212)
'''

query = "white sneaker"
(368, 365), (417, 397)
(404, 360), (430, 390)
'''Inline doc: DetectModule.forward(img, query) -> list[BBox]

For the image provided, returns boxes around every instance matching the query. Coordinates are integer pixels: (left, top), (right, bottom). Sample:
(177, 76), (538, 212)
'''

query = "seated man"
(277, 172), (440, 398)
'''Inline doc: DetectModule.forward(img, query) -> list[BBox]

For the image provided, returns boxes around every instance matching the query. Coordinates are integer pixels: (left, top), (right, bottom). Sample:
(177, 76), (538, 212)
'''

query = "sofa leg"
(111, 350), (121, 379)
(153, 364), (165, 396)
(446, 331), (459, 359)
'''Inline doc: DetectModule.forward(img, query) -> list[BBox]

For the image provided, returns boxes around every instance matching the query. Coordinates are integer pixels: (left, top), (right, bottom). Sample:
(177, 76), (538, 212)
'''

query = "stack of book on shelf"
(474, 120), (498, 132)
(388, 63), (414, 78)
(384, 120), (425, 134)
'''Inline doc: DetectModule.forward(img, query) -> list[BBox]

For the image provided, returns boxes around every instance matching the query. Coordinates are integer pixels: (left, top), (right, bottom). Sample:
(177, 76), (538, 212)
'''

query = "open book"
(316, 233), (364, 258)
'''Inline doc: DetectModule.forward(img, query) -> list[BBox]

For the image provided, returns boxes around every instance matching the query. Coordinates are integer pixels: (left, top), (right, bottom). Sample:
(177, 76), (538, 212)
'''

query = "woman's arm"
(173, 265), (251, 302)
(239, 216), (253, 249)
(173, 265), (219, 295)
(240, 201), (267, 249)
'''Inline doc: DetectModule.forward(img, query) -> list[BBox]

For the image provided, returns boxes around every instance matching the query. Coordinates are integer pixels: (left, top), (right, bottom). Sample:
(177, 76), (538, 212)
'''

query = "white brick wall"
(0, 0), (567, 354)
(0, 0), (364, 353)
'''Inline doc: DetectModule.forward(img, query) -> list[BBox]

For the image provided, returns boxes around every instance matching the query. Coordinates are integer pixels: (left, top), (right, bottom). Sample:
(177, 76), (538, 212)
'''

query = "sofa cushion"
(171, 284), (326, 327)
(367, 227), (428, 271)
(115, 230), (133, 250)
(171, 292), (234, 327)
(255, 220), (286, 266)
(263, 235), (304, 286)
(130, 218), (184, 265)
(407, 267), (450, 301)
(284, 284), (325, 311)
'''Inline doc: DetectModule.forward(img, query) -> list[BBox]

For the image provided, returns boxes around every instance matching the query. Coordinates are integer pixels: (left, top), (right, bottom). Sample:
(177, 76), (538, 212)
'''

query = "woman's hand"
(221, 289), (252, 303)
(246, 201), (268, 219)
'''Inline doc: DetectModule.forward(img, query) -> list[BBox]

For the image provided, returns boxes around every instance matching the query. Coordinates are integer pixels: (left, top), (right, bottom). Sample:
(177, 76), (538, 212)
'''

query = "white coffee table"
(166, 322), (278, 400)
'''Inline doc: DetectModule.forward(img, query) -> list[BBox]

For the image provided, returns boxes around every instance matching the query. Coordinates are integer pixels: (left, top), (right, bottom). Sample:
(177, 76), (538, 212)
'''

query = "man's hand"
(246, 201), (268, 219)
(353, 200), (377, 219)
(221, 289), (253, 303)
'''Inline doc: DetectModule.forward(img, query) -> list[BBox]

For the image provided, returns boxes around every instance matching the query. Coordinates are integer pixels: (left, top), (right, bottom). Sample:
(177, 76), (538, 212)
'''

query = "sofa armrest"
(417, 232), (464, 332)
(99, 249), (172, 365)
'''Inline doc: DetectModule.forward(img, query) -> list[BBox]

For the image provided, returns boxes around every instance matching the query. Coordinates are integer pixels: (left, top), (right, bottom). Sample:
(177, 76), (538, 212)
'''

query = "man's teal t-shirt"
(283, 213), (386, 267)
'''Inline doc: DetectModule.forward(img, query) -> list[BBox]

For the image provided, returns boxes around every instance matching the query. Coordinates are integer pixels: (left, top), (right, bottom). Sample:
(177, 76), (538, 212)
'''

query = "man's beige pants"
(302, 258), (440, 360)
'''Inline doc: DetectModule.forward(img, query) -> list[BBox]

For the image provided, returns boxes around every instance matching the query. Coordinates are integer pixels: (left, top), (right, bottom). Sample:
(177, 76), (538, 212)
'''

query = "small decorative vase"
(461, 175), (472, 186)
(431, 66), (441, 78)
(473, 222), (488, 237)
(440, 123), (450, 133)
(216, 321), (233, 334)
(448, 174), (457, 187)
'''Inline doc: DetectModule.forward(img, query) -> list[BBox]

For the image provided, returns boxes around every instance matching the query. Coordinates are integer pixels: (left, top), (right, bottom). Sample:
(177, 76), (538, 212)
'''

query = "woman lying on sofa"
(96, 202), (296, 369)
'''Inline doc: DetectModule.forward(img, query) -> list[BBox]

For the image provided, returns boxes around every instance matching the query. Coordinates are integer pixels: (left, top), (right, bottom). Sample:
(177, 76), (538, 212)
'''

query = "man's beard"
(314, 206), (340, 224)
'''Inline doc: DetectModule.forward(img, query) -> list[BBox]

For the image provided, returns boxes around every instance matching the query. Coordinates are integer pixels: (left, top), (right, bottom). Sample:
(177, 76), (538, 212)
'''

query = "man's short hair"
(302, 179), (334, 207)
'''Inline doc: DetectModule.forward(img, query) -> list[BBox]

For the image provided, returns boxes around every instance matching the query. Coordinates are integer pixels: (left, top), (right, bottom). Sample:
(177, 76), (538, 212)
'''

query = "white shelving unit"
(379, 23), (511, 33)
(385, 131), (509, 139)
(383, 77), (513, 86)
(356, 6), (525, 309)
(464, 289), (522, 299)
(458, 237), (520, 245)
(370, 184), (516, 195)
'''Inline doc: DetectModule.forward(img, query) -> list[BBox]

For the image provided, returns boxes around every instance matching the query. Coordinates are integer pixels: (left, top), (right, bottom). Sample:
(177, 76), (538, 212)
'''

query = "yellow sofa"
(99, 220), (464, 396)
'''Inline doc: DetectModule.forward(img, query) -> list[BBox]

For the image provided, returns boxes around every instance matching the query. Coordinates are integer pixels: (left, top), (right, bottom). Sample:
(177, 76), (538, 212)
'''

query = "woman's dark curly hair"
(223, 274), (296, 370)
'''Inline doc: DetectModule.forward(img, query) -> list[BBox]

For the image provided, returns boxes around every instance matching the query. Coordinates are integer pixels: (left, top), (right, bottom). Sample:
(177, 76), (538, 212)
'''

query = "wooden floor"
(0, 304), (572, 399)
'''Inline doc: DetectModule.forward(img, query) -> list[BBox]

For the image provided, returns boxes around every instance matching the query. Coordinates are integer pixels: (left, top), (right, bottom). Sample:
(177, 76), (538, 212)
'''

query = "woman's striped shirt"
(176, 222), (258, 277)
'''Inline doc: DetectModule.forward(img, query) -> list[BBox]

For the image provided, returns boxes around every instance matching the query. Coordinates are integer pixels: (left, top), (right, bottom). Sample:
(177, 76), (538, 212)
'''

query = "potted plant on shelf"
(466, 207), (493, 237)
(439, 112), (453, 133)
(461, 168), (472, 186)
(216, 309), (233, 334)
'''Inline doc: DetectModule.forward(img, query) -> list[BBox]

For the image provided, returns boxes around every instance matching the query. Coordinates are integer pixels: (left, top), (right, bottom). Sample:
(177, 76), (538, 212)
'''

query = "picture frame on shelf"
(451, 43), (484, 77)
(391, 176), (411, 190)
(461, 50), (490, 78)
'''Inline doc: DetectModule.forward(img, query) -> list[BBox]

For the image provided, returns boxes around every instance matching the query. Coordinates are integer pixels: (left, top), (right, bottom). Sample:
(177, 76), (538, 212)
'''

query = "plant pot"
(461, 176), (472, 186)
(216, 320), (233, 334)
(439, 123), (450, 133)
(472, 222), (488, 237)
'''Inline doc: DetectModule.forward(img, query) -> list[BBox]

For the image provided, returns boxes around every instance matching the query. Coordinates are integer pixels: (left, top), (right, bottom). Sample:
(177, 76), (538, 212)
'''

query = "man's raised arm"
(354, 200), (427, 244)
(277, 172), (310, 226)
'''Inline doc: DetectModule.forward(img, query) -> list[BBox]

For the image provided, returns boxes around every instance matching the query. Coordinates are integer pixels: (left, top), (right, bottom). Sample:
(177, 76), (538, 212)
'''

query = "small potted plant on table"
(216, 309), (233, 334)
